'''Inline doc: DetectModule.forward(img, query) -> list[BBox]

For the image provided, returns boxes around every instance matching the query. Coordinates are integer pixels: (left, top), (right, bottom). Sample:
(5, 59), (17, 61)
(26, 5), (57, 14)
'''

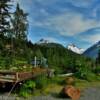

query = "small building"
(31, 56), (48, 68)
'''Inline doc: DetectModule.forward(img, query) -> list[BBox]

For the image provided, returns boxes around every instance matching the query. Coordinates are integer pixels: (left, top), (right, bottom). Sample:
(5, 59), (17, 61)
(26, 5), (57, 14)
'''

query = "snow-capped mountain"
(67, 44), (84, 54)
(37, 39), (50, 44)
(83, 41), (100, 59)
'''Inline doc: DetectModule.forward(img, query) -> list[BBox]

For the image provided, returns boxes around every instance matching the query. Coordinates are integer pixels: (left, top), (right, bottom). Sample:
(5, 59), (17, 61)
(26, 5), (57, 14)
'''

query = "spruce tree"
(96, 49), (100, 65)
(11, 3), (28, 41)
(0, 0), (11, 36)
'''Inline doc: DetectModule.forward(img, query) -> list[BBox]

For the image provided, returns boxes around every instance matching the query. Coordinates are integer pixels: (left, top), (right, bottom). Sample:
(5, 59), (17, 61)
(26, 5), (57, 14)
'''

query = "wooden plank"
(0, 79), (15, 82)
(18, 72), (33, 81)
(0, 70), (16, 74)
(0, 68), (48, 83)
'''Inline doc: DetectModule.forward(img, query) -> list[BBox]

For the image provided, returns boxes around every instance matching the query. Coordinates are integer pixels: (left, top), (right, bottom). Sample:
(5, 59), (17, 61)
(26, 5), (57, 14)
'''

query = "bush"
(94, 66), (100, 74)
(50, 76), (64, 85)
(86, 72), (98, 81)
(75, 64), (97, 81)
(19, 80), (36, 97)
(35, 75), (49, 89)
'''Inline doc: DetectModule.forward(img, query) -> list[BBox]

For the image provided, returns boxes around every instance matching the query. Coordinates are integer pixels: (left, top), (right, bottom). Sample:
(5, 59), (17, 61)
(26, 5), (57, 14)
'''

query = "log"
(61, 85), (80, 100)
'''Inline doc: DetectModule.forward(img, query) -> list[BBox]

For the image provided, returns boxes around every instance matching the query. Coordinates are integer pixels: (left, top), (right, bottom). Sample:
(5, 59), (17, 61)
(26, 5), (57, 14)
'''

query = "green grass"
(17, 75), (100, 97)
(38, 76), (100, 95)
(75, 78), (100, 90)
(43, 84), (63, 94)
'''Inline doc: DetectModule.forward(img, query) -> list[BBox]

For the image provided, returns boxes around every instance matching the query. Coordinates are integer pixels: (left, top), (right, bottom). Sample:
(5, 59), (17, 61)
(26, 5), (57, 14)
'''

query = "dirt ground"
(0, 87), (100, 100)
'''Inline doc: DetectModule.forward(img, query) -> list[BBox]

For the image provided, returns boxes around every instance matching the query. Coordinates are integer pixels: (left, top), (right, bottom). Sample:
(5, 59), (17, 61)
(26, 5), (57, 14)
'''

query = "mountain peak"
(67, 44), (84, 54)
(83, 40), (100, 59)
(37, 38), (50, 44)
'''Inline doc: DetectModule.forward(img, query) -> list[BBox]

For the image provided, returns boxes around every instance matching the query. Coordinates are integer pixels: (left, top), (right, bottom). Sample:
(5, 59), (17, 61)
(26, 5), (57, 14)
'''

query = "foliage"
(35, 75), (49, 89)
(96, 49), (100, 65)
(0, 0), (11, 36)
(29, 43), (87, 73)
(19, 80), (36, 97)
(0, 2), (29, 69)
(35, 75), (66, 89)
(50, 76), (65, 85)
(11, 3), (28, 41)
(94, 65), (100, 74)
(0, 0), (100, 99)
(75, 63), (97, 81)
(0, 0), (99, 85)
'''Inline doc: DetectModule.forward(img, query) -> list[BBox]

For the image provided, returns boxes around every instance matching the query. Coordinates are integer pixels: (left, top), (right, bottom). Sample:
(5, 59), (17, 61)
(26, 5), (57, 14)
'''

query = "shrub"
(50, 76), (64, 85)
(75, 64), (97, 81)
(86, 72), (98, 81)
(35, 75), (49, 89)
(94, 66), (100, 74)
(19, 80), (36, 97)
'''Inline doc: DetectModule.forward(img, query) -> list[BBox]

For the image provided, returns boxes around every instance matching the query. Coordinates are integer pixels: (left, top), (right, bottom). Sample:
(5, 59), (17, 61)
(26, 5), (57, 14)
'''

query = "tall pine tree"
(11, 3), (28, 41)
(0, 0), (11, 37)
(96, 49), (100, 65)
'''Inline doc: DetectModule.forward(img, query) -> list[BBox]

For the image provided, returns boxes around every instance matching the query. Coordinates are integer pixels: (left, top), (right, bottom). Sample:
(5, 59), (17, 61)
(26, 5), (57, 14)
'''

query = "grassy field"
(17, 75), (100, 98)
(75, 79), (100, 90)
(40, 76), (100, 95)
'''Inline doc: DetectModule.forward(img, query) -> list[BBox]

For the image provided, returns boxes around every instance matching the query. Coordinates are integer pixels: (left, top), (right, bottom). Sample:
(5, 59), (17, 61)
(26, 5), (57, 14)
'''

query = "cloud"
(16, 0), (100, 49)
(32, 11), (100, 36)
(88, 34), (100, 43)
(67, 0), (95, 7)
(28, 0), (95, 7)
(77, 28), (100, 43)
(81, 34), (100, 43)
(16, 0), (100, 36)
(36, 0), (57, 5)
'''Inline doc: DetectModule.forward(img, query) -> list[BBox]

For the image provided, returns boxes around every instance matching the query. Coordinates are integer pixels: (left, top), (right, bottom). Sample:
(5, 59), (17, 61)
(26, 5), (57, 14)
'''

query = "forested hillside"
(0, 0), (99, 75)
(0, 33), (94, 73)
(27, 42), (92, 73)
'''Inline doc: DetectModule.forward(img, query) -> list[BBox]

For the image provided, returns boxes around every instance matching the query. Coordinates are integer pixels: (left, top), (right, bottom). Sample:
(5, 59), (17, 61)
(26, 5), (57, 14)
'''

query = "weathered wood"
(0, 70), (16, 74)
(0, 68), (48, 83)
(61, 85), (80, 100)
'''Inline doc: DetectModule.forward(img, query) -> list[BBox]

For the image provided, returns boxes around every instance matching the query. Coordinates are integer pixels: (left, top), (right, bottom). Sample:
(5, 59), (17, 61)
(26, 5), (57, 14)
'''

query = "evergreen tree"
(11, 3), (28, 41)
(35, 49), (43, 59)
(0, 0), (11, 36)
(96, 49), (100, 65)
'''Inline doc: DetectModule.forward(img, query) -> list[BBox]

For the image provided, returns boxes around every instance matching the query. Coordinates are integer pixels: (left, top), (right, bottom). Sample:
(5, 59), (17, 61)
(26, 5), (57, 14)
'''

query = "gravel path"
(0, 87), (100, 100)
(31, 87), (100, 100)
(31, 95), (70, 100)
(79, 87), (100, 100)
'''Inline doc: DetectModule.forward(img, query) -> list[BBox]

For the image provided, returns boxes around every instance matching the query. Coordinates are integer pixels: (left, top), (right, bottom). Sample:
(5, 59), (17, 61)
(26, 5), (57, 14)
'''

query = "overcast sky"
(14, 0), (100, 49)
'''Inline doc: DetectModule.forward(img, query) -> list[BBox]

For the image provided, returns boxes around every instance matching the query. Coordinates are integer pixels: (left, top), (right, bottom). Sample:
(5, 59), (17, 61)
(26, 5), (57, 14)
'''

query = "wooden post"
(16, 72), (18, 82)
(34, 56), (37, 68)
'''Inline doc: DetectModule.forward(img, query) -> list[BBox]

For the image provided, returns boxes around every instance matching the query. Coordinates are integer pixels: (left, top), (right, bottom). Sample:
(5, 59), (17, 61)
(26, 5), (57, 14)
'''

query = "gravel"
(0, 87), (100, 100)
(31, 87), (100, 100)
(79, 87), (100, 100)
(30, 95), (70, 100)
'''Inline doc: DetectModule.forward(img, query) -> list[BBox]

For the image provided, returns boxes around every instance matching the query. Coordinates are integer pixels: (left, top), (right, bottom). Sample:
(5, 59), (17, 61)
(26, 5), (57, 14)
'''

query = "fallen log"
(60, 85), (80, 100)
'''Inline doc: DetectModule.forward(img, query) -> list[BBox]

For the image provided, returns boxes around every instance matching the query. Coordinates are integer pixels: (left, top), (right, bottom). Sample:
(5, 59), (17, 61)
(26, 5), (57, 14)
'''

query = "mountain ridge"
(83, 41), (100, 59)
